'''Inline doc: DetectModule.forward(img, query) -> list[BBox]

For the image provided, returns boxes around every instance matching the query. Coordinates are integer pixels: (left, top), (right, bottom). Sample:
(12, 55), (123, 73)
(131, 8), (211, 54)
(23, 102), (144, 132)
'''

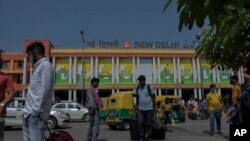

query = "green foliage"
(164, 0), (250, 69)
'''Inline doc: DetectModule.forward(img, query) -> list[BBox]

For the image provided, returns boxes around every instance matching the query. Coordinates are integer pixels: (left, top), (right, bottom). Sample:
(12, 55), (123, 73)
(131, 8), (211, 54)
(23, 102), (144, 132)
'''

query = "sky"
(0, 0), (203, 52)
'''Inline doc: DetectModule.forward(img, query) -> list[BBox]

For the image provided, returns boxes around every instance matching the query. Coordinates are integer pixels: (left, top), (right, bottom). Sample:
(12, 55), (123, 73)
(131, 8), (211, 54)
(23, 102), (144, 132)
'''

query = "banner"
(180, 58), (193, 84)
(219, 68), (231, 84)
(160, 58), (174, 84)
(98, 58), (112, 84)
(77, 58), (91, 85)
(55, 58), (69, 85)
(119, 58), (133, 84)
(200, 60), (213, 84)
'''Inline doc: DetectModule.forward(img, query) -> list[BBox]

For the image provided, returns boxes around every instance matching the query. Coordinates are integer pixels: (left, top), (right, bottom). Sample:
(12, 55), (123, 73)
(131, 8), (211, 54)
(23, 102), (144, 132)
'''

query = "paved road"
(4, 118), (230, 141)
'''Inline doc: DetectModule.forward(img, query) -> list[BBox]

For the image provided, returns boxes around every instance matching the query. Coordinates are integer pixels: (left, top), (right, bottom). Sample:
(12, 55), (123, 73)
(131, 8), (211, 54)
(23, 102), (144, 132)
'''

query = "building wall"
(0, 40), (245, 104)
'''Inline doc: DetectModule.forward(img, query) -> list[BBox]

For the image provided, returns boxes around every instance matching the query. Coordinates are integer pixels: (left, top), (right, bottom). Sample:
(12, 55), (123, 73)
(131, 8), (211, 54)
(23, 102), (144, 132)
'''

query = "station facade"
(1, 40), (243, 104)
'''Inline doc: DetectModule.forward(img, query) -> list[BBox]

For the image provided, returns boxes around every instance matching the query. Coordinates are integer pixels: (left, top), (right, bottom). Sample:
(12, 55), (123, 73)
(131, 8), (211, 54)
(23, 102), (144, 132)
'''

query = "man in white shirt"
(23, 42), (55, 141)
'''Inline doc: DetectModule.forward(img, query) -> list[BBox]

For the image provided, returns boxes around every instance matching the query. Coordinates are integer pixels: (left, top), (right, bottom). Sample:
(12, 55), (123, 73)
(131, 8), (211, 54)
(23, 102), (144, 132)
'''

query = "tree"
(164, 0), (250, 70)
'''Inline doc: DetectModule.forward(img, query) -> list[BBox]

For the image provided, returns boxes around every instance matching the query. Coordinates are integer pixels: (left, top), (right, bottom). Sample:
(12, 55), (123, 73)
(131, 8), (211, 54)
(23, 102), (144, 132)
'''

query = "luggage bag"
(45, 124), (75, 141)
(129, 119), (141, 140)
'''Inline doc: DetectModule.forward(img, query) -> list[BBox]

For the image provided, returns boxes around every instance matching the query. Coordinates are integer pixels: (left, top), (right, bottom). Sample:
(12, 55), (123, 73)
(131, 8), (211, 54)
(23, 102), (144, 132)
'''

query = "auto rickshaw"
(156, 95), (186, 123)
(99, 97), (109, 124)
(106, 91), (135, 130)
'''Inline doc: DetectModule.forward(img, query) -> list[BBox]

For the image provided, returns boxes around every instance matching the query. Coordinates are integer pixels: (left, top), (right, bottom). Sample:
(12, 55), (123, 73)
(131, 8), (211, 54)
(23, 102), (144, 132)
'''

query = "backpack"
(136, 84), (152, 97)
(135, 84), (153, 105)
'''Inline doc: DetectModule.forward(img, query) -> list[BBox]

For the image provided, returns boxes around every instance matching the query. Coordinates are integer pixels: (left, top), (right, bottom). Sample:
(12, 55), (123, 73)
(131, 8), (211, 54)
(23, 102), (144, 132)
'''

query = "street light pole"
(80, 30), (85, 103)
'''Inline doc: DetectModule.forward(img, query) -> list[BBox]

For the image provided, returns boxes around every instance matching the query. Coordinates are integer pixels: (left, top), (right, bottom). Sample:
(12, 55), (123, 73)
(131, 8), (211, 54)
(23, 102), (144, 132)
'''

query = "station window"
(2, 61), (8, 68)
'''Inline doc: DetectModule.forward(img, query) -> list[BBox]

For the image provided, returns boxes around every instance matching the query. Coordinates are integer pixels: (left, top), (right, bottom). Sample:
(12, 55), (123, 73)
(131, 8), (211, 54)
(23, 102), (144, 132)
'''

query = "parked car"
(52, 102), (90, 121)
(5, 98), (70, 129)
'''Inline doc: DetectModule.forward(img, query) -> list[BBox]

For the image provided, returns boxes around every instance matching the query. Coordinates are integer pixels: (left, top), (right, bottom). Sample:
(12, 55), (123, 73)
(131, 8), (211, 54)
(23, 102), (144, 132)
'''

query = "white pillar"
(157, 57), (161, 84)
(238, 70), (242, 83)
(52, 57), (56, 101)
(69, 57), (72, 85)
(73, 57), (77, 102)
(112, 89), (115, 94)
(178, 89), (182, 97)
(173, 57), (177, 84)
(192, 58), (197, 83)
(95, 57), (98, 77)
(22, 57), (27, 98)
(137, 57), (140, 77)
(116, 57), (119, 84)
(198, 89), (201, 99)
(158, 89), (161, 96)
(73, 90), (77, 101)
(73, 57), (77, 84)
(177, 57), (181, 84)
(68, 90), (72, 101)
(91, 57), (94, 78)
(218, 88), (221, 94)
(216, 66), (220, 83)
(241, 66), (244, 83)
(196, 58), (201, 83)
(174, 89), (177, 96)
(213, 68), (216, 83)
(133, 57), (136, 84)
(112, 57), (115, 84)
(153, 57), (156, 83)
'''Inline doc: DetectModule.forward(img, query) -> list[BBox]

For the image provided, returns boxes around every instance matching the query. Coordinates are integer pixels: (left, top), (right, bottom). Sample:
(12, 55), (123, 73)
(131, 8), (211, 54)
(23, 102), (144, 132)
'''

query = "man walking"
(206, 84), (226, 135)
(0, 50), (15, 141)
(135, 75), (156, 141)
(23, 42), (55, 141)
(86, 77), (103, 141)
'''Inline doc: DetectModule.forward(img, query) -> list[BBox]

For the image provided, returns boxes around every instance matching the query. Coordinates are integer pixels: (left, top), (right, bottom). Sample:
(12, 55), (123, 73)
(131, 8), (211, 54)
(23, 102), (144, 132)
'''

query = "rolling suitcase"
(129, 119), (141, 140)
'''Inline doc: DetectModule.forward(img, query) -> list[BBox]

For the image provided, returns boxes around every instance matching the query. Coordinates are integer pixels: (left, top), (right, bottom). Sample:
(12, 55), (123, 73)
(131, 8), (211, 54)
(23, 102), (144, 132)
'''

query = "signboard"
(77, 58), (91, 85)
(98, 58), (112, 84)
(219, 68), (231, 84)
(200, 59), (213, 84)
(160, 58), (174, 84)
(55, 58), (69, 85)
(119, 58), (133, 84)
(180, 58), (193, 84)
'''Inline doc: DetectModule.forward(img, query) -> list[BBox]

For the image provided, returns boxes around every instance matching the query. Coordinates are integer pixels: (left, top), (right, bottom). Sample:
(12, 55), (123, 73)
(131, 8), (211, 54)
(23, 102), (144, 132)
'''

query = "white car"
(52, 102), (90, 121)
(5, 98), (70, 129)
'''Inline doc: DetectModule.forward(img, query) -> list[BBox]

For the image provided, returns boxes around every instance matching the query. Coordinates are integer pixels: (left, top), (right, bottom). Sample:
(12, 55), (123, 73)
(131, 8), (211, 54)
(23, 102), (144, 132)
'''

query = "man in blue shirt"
(135, 75), (156, 141)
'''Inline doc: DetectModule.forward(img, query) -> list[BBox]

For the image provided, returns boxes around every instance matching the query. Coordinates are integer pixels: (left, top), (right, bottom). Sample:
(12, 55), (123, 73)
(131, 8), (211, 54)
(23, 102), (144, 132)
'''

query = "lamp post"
(80, 30), (85, 102)
(195, 33), (204, 100)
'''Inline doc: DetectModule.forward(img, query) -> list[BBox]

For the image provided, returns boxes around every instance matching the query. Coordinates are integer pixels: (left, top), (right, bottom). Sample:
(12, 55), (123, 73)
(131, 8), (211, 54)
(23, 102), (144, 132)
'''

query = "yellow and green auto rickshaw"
(99, 97), (109, 124)
(106, 91), (135, 130)
(156, 95), (186, 123)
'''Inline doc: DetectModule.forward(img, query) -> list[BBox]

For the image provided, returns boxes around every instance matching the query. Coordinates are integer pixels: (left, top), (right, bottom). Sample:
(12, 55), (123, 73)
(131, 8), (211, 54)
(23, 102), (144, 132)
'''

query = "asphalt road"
(4, 118), (230, 141)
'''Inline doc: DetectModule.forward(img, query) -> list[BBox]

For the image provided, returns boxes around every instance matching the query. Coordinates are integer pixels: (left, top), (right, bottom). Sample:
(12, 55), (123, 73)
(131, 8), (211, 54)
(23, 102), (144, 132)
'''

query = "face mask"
(230, 80), (235, 85)
(28, 55), (37, 64)
(139, 82), (146, 87)
(210, 89), (216, 93)
(93, 84), (99, 88)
